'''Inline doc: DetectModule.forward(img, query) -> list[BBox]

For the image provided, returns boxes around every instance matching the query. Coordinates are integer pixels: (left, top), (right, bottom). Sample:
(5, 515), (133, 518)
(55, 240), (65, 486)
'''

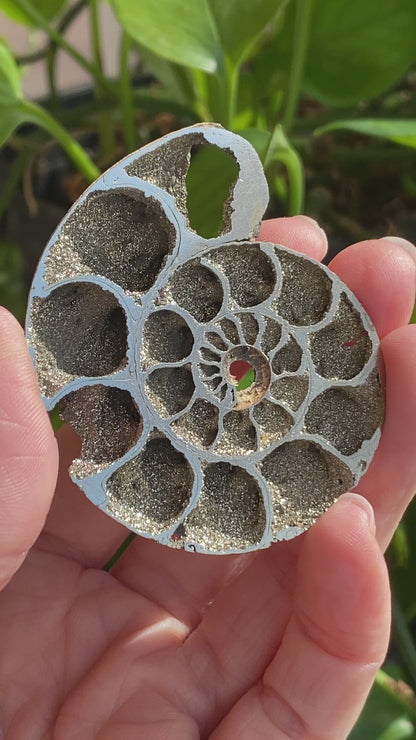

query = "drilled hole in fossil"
(260, 440), (354, 533)
(165, 260), (223, 323)
(304, 372), (384, 455)
(60, 385), (142, 478)
(172, 400), (219, 449)
(30, 283), (128, 394)
(185, 143), (239, 238)
(273, 249), (332, 325)
(106, 436), (193, 534)
(145, 365), (194, 418)
(206, 243), (276, 307)
(223, 345), (271, 409)
(229, 360), (255, 390)
(141, 309), (194, 367)
(184, 463), (266, 551)
(271, 335), (302, 375)
(45, 190), (176, 294)
(310, 294), (372, 380)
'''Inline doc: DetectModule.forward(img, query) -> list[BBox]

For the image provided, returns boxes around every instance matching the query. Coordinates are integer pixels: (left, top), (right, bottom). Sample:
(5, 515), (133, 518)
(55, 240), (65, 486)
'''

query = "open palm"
(1, 216), (416, 740)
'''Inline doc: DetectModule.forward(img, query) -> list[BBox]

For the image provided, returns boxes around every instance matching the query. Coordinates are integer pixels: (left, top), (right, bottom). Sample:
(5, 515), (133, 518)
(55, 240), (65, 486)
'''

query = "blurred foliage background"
(1, 1), (416, 736)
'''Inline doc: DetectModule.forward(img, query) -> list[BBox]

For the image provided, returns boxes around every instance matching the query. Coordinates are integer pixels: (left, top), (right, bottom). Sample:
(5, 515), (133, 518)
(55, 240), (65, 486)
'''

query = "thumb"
(0, 308), (58, 590)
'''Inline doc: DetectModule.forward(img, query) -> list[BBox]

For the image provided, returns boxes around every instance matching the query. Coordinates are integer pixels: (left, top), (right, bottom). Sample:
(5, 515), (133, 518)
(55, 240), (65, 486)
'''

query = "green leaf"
(349, 671), (416, 740)
(0, 41), (26, 148)
(0, 41), (22, 104)
(112, 0), (283, 74)
(0, 0), (66, 26)
(111, 0), (221, 72)
(0, 44), (99, 180)
(209, 0), (285, 64)
(315, 119), (416, 150)
(389, 500), (416, 623)
(276, 0), (416, 107)
(136, 43), (196, 108)
(0, 108), (26, 149)
(377, 718), (415, 740)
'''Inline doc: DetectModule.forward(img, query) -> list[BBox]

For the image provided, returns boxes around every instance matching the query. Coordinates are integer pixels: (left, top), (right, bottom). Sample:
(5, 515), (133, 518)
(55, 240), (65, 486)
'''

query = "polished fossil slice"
(26, 124), (384, 554)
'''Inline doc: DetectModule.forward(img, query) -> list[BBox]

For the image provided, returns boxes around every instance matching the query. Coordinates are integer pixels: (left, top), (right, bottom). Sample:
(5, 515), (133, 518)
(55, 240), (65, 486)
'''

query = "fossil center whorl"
(222, 345), (271, 410)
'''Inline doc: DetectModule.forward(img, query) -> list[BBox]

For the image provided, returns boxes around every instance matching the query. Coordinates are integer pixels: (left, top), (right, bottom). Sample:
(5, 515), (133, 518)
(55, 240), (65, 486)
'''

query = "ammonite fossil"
(26, 124), (384, 554)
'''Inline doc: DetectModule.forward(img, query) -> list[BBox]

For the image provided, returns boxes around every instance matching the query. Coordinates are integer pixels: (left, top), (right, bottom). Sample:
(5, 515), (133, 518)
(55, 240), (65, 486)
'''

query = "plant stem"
(264, 124), (304, 214)
(283, 0), (314, 133)
(20, 100), (100, 182)
(190, 69), (212, 121)
(392, 591), (416, 691)
(0, 148), (30, 223)
(275, 147), (304, 214)
(89, 0), (113, 158)
(13, 0), (111, 94)
(16, 0), (87, 65)
(376, 670), (416, 723)
(103, 532), (136, 571)
(48, 0), (88, 111)
(46, 46), (59, 112)
(120, 32), (136, 152)
(89, 0), (104, 78)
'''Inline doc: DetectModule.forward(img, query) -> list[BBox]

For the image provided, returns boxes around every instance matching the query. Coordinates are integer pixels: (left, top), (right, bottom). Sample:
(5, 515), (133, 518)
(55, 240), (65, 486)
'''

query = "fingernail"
(380, 236), (416, 263)
(297, 215), (328, 248)
(340, 492), (376, 534)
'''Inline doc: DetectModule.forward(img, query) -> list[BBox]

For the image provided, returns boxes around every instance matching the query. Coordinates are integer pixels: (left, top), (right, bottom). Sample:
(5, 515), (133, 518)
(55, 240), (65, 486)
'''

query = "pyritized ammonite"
(26, 124), (384, 554)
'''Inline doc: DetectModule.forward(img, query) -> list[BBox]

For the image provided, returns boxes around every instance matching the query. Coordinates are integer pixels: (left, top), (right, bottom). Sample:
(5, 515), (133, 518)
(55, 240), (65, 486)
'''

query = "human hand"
(1, 216), (416, 739)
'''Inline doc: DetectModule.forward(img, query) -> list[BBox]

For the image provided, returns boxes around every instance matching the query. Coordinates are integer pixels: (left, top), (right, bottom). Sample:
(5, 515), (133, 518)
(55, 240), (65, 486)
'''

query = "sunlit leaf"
(0, 40), (22, 104)
(0, 0), (67, 26)
(0, 40), (26, 148)
(112, 0), (285, 76)
(209, 0), (285, 64)
(111, 0), (220, 72)
(315, 119), (416, 150)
